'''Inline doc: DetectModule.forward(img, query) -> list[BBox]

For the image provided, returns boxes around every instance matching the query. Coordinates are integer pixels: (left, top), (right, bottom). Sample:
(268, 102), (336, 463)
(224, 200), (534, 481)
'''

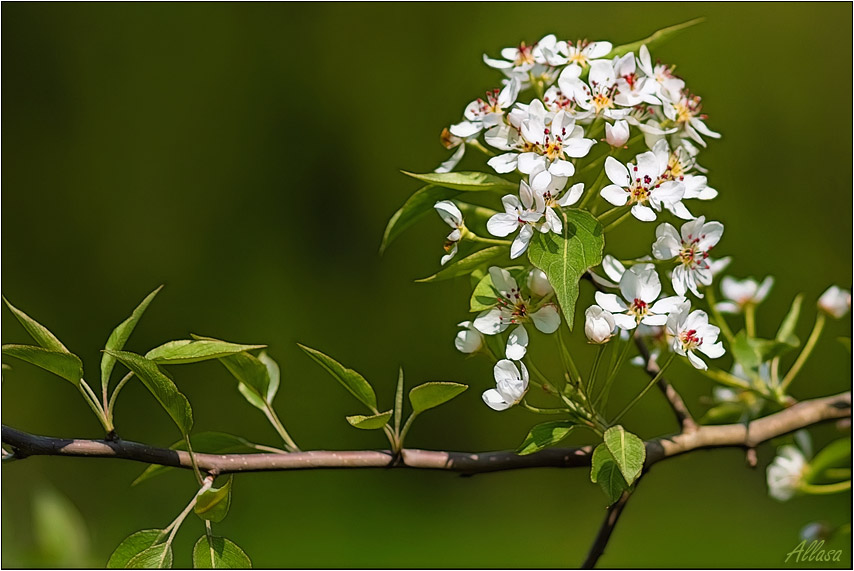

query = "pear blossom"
(473, 267), (561, 346)
(817, 286), (851, 319)
(605, 120), (630, 148)
(454, 321), (484, 354)
(482, 359), (529, 411)
(526, 268), (553, 297)
(585, 305), (616, 344)
(536, 179), (584, 234)
(594, 264), (684, 330)
(766, 445), (807, 501)
(434, 200), (464, 265)
(716, 276), (774, 314)
(599, 152), (686, 222)
(666, 303), (725, 370)
(450, 80), (520, 139)
(559, 60), (630, 121)
(483, 41), (537, 75)
(637, 45), (685, 103)
(652, 216), (724, 297)
(563, 39), (612, 72)
(612, 52), (661, 107)
(663, 91), (721, 147)
(542, 85), (588, 117)
(486, 181), (543, 259)
(652, 139), (718, 200)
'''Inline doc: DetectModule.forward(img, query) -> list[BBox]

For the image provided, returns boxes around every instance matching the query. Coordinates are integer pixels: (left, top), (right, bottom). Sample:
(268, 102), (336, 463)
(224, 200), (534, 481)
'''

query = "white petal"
(594, 292), (627, 312)
(434, 200), (463, 227)
(549, 159), (575, 178)
(505, 325), (529, 360)
(449, 121), (481, 139)
(612, 313), (637, 330)
(510, 225), (534, 259)
(486, 213), (519, 237)
(530, 304), (560, 334)
(558, 183), (584, 207)
(482, 388), (512, 411)
(487, 153), (519, 174)
(631, 203), (657, 222)
(600, 185), (629, 206)
(473, 308), (509, 335)
(604, 156), (630, 186)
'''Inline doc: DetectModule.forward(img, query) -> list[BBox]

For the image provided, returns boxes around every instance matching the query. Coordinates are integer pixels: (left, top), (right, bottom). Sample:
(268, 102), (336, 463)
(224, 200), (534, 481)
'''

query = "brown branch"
(634, 335), (698, 432)
(3, 391), (849, 476)
(582, 486), (636, 569)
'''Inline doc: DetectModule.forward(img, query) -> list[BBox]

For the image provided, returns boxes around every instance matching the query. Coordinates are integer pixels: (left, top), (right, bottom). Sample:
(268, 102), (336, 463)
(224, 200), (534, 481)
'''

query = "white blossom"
(766, 445), (807, 501)
(562, 39), (613, 74)
(652, 216), (724, 297)
(585, 305), (616, 344)
(716, 276), (774, 314)
(666, 303), (725, 370)
(594, 264), (684, 330)
(434, 200), (464, 265)
(599, 152), (686, 222)
(450, 80), (520, 139)
(536, 179), (584, 234)
(482, 359), (529, 411)
(454, 321), (484, 354)
(486, 181), (544, 259)
(818, 286), (851, 319)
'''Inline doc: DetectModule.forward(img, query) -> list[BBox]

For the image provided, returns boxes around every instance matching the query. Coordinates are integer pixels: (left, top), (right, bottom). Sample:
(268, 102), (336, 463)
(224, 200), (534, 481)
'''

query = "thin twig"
(581, 486), (635, 568)
(634, 336), (699, 432)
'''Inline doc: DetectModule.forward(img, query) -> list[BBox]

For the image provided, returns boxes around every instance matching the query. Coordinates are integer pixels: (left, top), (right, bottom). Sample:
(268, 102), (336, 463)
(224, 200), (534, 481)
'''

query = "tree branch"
(3, 391), (849, 476)
(582, 486), (636, 569)
(634, 335), (698, 432)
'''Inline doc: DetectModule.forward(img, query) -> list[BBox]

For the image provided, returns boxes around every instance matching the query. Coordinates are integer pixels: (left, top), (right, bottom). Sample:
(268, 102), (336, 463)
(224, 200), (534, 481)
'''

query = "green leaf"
(3, 297), (68, 352)
(126, 543), (172, 569)
(346, 410), (393, 430)
(590, 444), (629, 505)
(195, 476), (233, 523)
(107, 530), (166, 568)
(416, 246), (507, 283)
(401, 170), (518, 192)
(380, 185), (459, 254)
(527, 209), (604, 329)
(603, 425), (646, 485)
(257, 351), (280, 403)
(219, 352), (270, 408)
(470, 272), (498, 312)
(298, 345), (377, 410)
(775, 294), (803, 345)
(517, 421), (575, 455)
(145, 339), (266, 365)
(104, 350), (193, 434)
(731, 330), (797, 370)
(409, 382), (468, 413)
(133, 432), (258, 486)
(193, 535), (252, 569)
(2, 345), (83, 386)
(807, 438), (852, 483)
(101, 286), (163, 390)
(609, 18), (705, 57)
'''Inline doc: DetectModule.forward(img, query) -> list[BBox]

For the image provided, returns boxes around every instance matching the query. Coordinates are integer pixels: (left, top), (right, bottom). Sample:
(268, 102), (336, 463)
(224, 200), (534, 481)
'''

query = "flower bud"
(454, 321), (483, 353)
(527, 268), (553, 297)
(584, 305), (616, 344)
(605, 120), (630, 147)
(817, 285), (851, 319)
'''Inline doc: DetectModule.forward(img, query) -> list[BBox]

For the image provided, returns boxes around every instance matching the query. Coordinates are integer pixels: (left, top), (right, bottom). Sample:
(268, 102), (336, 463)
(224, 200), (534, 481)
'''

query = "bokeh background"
(2, 2), (852, 568)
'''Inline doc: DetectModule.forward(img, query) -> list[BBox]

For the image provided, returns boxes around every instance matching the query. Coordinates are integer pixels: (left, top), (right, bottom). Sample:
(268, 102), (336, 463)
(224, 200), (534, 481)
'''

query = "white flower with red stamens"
(454, 321), (484, 354)
(559, 60), (630, 122)
(434, 200), (465, 265)
(486, 181), (544, 259)
(663, 91), (720, 148)
(532, 34), (568, 67)
(715, 276), (774, 314)
(562, 39), (612, 73)
(666, 303), (725, 370)
(473, 267), (561, 348)
(613, 52), (661, 107)
(450, 80), (520, 139)
(599, 152), (686, 222)
(483, 41), (537, 75)
(652, 216), (724, 297)
(588, 254), (628, 289)
(536, 178), (584, 234)
(482, 359), (529, 411)
(637, 45), (685, 103)
(818, 286), (851, 319)
(594, 264), (684, 330)
(651, 139), (717, 201)
(542, 85), (591, 119)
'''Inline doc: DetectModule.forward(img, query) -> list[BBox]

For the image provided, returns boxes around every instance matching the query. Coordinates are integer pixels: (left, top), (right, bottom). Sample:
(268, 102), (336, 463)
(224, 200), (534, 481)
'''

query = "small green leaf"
(193, 535), (252, 569)
(145, 339), (266, 365)
(107, 530), (166, 568)
(409, 382), (468, 413)
(807, 438), (852, 483)
(133, 433), (258, 486)
(346, 410), (393, 430)
(218, 352), (270, 408)
(609, 18), (705, 57)
(298, 345), (377, 410)
(699, 402), (747, 425)
(603, 425), (645, 485)
(590, 444), (629, 505)
(731, 331), (797, 370)
(257, 351), (280, 403)
(195, 476), (233, 523)
(401, 170), (518, 192)
(517, 421), (575, 455)
(105, 350), (193, 434)
(470, 272), (498, 312)
(101, 286), (163, 390)
(3, 297), (68, 352)
(2, 345), (83, 385)
(416, 246), (507, 283)
(775, 294), (803, 345)
(527, 209), (604, 330)
(380, 185), (459, 254)
(126, 543), (172, 569)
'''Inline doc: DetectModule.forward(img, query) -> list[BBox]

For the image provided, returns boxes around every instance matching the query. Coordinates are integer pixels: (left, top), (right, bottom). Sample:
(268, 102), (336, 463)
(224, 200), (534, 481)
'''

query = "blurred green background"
(2, 2), (851, 568)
